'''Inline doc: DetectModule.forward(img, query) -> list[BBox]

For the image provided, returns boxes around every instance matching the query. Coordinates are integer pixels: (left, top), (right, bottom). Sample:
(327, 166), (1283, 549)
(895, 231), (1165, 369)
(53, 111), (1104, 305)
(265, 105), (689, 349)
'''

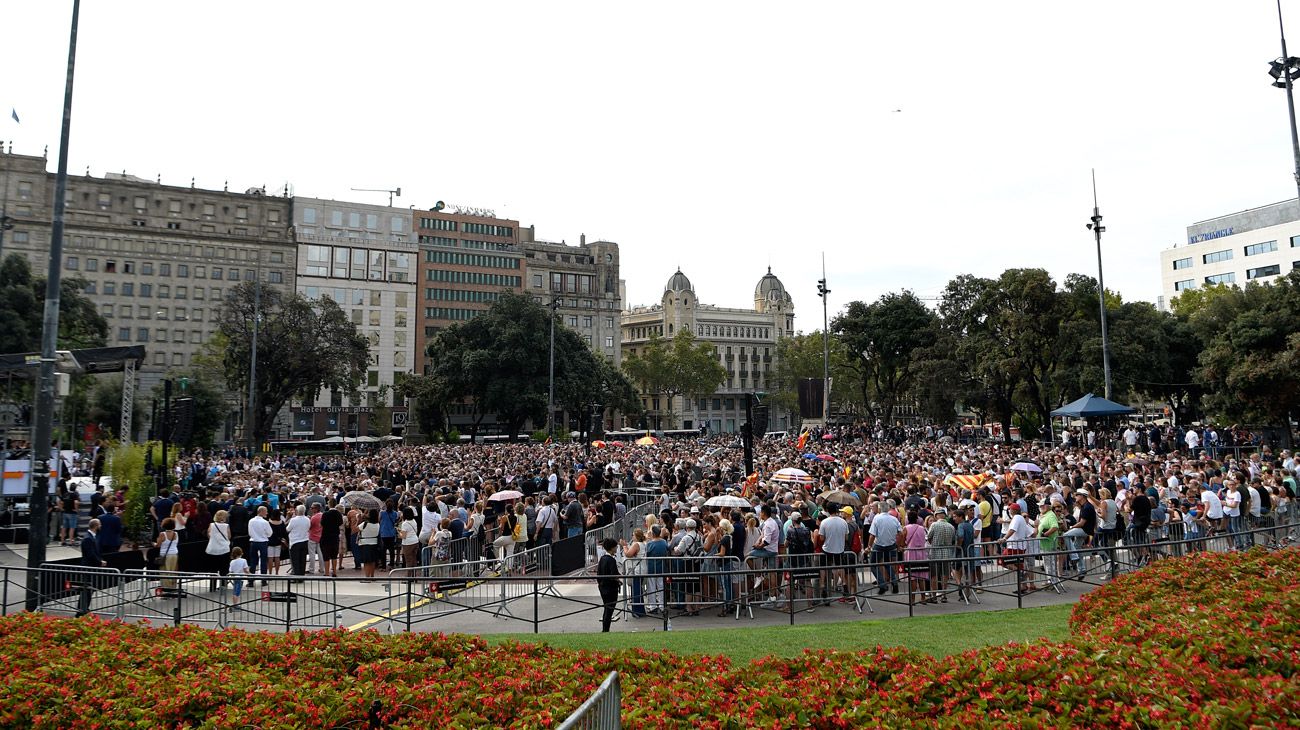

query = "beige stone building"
(0, 148), (295, 440)
(621, 268), (795, 433)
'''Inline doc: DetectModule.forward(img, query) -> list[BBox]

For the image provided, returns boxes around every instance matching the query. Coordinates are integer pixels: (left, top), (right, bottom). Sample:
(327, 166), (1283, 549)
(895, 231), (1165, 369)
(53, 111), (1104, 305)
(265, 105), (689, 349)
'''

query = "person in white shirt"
(1185, 429), (1200, 453)
(1222, 481), (1246, 550)
(419, 497), (441, 548)
(247, 506), (273, 585)
(286, 505), (312, 577)
(1123, 428), (1139, 448)
(998, 504), (1035, 593)
(534, 497), (558, 546)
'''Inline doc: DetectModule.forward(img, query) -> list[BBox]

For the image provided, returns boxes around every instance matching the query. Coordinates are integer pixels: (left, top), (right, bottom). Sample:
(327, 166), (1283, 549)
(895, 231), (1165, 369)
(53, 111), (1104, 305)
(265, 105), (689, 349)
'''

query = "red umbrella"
(816, 454), (837, 462)
(821, 433), (835, 440)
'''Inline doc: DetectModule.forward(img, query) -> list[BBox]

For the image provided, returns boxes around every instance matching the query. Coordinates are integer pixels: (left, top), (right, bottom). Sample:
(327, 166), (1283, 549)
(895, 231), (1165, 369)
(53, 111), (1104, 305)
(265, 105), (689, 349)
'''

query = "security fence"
(6, 520), (1293, 635)
(558, 671), (621, 730)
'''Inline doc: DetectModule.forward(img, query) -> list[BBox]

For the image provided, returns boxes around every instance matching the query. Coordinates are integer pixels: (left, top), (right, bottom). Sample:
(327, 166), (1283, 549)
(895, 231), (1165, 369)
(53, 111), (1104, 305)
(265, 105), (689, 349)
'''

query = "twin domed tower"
(658, 266), (794, 341)
(622, 267), (795, 431)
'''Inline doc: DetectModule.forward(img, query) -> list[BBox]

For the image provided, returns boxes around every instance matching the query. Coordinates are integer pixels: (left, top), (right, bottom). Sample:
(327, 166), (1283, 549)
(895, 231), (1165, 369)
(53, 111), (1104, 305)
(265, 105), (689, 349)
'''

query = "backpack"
(787, 525), (813, 554)
(684, 533), (703, 557)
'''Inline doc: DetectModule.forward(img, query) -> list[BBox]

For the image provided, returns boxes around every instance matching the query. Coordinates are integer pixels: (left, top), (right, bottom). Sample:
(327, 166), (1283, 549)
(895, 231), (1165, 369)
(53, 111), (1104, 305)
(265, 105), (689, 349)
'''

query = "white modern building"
(622, 268), (795, 433)
(291, 197), (416, 438)
(1160, 199), (1300, 307)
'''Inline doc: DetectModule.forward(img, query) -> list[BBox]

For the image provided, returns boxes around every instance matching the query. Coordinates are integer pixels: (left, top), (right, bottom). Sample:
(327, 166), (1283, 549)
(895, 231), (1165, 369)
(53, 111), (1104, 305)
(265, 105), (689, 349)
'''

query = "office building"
(291, 197), (416, 438)
(1160, 199), (1300, 306)
(0, 148), (295, 439)
(621, 268), (795, 433)
(414, 206), (523, 375)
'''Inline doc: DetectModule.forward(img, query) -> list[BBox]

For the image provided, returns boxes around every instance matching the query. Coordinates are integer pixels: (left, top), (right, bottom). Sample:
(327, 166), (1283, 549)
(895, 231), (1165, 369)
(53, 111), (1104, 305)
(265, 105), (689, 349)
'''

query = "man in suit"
(81, 518), (105, 568)
(98, 506), (123, 553)
(596, 537), (622, 632)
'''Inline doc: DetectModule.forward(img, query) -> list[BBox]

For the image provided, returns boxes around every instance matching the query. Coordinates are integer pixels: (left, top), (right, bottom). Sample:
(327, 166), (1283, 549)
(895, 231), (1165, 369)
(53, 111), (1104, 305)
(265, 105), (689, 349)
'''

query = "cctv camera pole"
(27, 0), (81, 609)
(1088, 170), (1113, 401)
(1276, 0), (1300, 203)
(816, 254), (831, 426)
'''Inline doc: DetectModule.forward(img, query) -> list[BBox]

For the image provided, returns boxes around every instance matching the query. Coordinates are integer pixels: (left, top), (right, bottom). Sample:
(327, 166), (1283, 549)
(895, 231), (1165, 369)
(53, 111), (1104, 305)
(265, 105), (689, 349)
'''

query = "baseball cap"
(839, 506), (854, 515)
(1075, 489), (1090, 496)
(789, 511), (802, 521)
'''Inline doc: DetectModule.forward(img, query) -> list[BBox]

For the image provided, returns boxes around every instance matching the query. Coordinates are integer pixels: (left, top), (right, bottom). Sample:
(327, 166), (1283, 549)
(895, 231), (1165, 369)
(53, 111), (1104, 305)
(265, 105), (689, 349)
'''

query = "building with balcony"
(621, 268), (795, 433)
(0, 148), (295, 440)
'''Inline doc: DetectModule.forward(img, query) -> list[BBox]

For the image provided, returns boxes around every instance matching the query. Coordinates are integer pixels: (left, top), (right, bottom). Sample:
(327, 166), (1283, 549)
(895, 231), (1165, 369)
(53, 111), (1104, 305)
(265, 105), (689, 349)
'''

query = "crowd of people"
(57, 422), (1298, 626)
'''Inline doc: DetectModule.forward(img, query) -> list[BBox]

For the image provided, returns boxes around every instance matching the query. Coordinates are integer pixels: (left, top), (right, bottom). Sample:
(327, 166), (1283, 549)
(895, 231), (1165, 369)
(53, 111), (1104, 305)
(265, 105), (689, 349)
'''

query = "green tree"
(937, 274), (1020, 442)
(84, 376), (145, 441)
(214, 282), (369, 444)
(0, 253), (107, 355)
(1193, 272), (1300, 446)
(424, 292), (635, 441)
(394, 374), (448, 442)
(621, 330), (725, 429)
(833, 291), (938, 425)
(147, 375), (226, 448)
(769, 331), (859, 422)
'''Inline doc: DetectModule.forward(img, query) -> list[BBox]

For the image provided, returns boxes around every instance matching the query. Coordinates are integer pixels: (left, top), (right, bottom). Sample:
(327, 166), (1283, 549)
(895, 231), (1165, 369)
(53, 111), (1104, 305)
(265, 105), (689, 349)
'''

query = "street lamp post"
(816, 256), (831, 425)
(1269, 0), (1300, 203)
(1086, 169), (1113, 401)
(546, 296), (560, 438)
(26, 0), (81, 610)
(247, 274), (260, 456)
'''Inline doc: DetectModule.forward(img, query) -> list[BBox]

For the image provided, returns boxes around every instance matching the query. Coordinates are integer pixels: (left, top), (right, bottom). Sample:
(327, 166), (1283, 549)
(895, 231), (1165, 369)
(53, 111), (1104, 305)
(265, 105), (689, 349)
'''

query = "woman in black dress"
(319, 502), (343, 577)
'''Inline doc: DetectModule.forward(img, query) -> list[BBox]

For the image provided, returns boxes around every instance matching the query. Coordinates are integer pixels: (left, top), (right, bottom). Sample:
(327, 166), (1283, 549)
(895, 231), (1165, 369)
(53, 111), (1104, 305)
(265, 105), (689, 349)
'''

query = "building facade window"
(1244, 241), (1278, 257)
(1172, 257), (1192, 270)
(1204, 272), (1236, 285)
(1203, 249), (1233, 264)
(1246, 264), (1281, 279)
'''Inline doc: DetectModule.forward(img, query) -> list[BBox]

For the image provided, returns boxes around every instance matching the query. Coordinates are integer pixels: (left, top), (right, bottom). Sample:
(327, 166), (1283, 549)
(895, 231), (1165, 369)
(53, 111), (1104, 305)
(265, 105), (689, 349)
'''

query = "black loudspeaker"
(171, 397), (196, 446)
(797, 379), (825, 419)
(752, 405), (769, 435)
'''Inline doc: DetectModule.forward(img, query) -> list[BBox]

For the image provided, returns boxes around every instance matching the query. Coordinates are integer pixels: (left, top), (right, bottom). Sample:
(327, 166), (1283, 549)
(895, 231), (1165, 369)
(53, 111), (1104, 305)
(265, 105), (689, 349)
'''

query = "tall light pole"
(246, 273), (260, 455)
(27, 0), (81, 609)
(1086, 169), (1113, 401)
(816, 254), (831, 425)
(546, 296), (560, 438)
(1269, 0), (1300, 203)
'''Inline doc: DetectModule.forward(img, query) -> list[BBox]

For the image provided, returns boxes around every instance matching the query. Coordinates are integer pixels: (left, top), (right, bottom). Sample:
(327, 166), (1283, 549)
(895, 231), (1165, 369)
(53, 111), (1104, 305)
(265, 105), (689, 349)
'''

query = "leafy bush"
(1, 549), (1297, 727)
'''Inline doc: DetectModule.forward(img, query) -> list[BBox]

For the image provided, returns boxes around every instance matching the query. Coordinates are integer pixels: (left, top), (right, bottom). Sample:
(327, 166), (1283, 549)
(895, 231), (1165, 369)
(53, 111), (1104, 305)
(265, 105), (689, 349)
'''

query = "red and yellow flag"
(796, 431), (809, 450)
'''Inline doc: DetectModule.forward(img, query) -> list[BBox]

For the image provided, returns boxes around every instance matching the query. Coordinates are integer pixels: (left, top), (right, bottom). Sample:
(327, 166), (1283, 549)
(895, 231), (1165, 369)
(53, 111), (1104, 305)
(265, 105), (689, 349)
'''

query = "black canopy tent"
(1, 346), (146, 444)
(0, 345), (145, 376)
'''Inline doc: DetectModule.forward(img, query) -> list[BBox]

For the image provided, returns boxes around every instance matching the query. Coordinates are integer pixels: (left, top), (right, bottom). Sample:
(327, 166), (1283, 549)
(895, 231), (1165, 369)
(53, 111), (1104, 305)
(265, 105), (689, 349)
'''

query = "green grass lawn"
(483, 604), (1073, 662)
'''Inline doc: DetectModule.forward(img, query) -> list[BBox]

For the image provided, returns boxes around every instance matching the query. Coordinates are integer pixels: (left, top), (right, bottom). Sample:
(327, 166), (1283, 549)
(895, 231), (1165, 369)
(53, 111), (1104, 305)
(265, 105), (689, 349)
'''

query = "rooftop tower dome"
(754, 267), (792, 313)
(665, 268), (694, 294)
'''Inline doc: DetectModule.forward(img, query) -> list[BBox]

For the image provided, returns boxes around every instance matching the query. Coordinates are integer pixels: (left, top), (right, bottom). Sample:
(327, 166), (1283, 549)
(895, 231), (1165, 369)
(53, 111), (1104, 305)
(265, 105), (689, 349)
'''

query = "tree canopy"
(621, 330), (726, 428)
(214, 282), (369, 444)
(415, 291), (640, 440)
(0, 253), (107, 355)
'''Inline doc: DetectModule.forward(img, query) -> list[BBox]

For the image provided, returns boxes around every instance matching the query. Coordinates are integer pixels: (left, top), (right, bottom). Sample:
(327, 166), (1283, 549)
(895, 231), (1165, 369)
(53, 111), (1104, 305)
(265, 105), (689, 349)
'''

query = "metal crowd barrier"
(6, 521), (1294, 634)
(384, 543), (554, 630)
(558, 671), (621, 730)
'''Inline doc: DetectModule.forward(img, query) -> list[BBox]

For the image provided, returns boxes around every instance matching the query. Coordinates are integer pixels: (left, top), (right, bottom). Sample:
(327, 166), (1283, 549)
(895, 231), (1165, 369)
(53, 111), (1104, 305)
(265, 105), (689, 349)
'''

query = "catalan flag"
(843, 464), (852, 481)
(796, 430), (809, 451)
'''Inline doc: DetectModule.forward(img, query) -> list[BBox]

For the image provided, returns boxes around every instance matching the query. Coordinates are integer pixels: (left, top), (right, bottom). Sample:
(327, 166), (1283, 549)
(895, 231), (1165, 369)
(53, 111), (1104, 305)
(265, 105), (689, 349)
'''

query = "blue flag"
(9, 108), (17, 124)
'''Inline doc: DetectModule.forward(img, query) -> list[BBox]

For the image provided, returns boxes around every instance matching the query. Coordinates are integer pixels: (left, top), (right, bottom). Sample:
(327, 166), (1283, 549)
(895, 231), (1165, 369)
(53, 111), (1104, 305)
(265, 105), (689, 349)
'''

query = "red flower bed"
(0, 549), (1297, 728)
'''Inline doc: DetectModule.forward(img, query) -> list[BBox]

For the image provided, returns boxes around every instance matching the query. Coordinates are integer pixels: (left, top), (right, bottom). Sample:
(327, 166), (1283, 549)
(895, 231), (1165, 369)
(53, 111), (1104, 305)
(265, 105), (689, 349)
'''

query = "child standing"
(229, 547), (249, 612)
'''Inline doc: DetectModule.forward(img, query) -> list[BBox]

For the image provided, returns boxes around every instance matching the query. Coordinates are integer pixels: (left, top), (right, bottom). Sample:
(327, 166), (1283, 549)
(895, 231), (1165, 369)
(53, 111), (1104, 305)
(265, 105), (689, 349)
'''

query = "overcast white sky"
(5, 1), (1298, 327)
